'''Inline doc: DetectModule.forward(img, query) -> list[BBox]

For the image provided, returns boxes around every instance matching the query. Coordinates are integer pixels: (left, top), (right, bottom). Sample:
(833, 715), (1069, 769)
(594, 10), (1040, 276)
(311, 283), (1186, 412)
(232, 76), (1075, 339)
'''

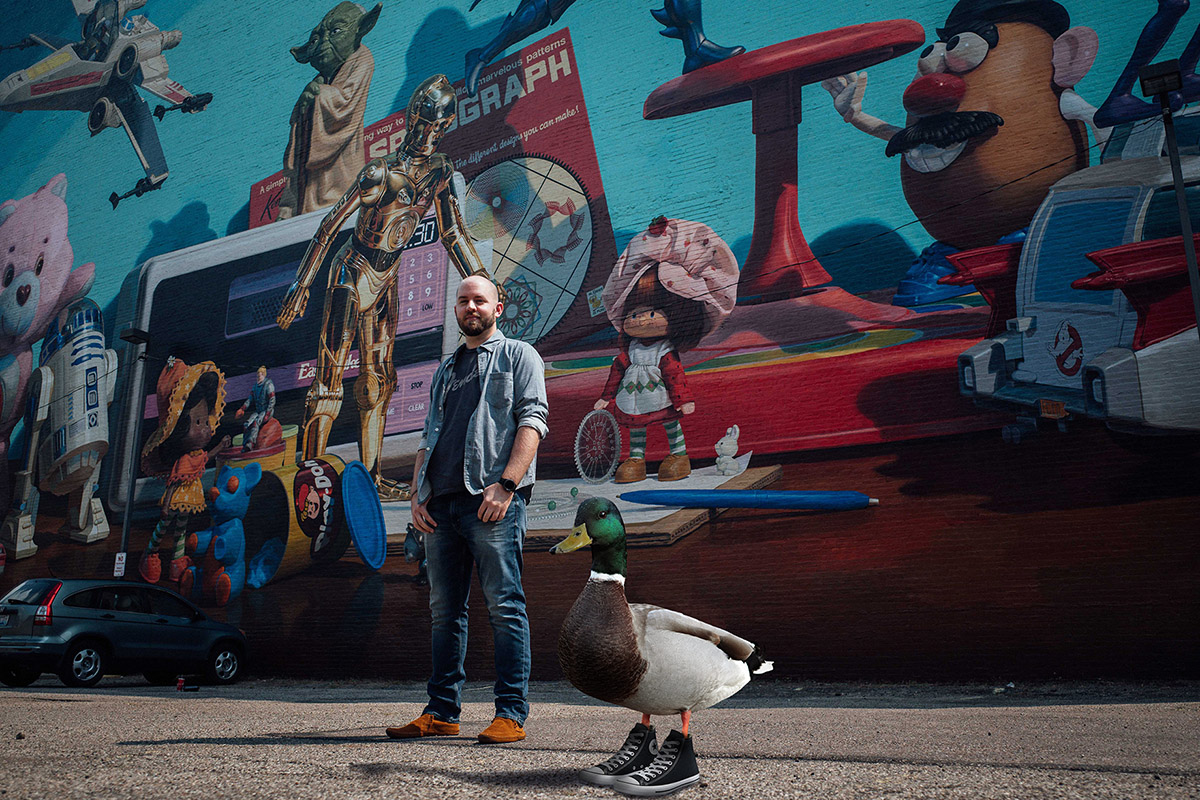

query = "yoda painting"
(278, 2), (381, 219)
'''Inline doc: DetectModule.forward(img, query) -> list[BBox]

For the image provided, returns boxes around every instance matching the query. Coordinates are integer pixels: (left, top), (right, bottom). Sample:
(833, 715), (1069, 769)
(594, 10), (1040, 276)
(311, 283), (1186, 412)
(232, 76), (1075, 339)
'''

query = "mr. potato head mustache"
(885, 110), (1005, 157)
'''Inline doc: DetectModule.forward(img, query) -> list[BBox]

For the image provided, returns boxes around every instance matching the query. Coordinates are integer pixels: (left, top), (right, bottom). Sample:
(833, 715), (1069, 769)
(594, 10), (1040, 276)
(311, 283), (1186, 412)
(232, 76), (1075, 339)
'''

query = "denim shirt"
(416, 329), (549, 503)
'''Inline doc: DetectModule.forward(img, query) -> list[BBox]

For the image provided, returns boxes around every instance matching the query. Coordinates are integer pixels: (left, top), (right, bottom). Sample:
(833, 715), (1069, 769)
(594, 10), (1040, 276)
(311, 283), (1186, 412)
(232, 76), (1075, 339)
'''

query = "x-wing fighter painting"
(0, 0), (212, 207)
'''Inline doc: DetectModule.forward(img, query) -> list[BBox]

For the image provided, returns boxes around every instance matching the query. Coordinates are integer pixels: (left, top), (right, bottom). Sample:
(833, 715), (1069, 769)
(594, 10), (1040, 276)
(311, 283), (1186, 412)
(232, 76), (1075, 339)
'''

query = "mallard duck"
(552, 497), (772, 796)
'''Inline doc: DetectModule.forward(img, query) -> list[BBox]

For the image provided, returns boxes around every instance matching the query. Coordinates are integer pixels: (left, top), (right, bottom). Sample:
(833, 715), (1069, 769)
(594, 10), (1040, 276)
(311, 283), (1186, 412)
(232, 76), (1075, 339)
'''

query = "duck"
(551, 497), (772, 796)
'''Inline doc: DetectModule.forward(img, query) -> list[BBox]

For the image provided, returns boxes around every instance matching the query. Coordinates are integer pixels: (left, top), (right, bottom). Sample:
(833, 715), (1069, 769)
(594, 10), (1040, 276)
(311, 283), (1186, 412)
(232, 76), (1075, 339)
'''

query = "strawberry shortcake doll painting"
(594, 217), (738, 483)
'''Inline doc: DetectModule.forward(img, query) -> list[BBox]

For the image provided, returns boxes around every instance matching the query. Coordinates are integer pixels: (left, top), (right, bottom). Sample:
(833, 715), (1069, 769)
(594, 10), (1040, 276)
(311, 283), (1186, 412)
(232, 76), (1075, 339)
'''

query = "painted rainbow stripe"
(545, 328), (926, 378)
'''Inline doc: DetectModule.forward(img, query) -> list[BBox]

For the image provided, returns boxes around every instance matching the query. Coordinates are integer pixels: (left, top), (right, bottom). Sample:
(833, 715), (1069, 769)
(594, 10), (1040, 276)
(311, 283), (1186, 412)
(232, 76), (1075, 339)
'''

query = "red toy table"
(645, 21), (925, 302)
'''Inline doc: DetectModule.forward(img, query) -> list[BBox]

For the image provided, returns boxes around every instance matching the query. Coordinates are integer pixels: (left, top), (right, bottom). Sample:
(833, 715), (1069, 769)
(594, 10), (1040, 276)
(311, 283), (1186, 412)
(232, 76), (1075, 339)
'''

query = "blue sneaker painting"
(894, 229), (1027, 308)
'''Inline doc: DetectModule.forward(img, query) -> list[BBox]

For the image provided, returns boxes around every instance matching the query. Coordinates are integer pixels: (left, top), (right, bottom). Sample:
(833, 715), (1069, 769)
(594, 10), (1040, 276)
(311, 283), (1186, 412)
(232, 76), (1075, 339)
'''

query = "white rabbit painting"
(714, 425), (741, 475)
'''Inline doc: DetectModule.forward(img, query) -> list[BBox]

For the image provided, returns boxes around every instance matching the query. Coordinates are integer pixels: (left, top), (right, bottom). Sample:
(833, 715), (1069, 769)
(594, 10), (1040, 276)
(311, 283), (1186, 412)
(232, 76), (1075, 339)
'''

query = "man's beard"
(885, 110), (1004, 157)
(457, 310), (495, 336)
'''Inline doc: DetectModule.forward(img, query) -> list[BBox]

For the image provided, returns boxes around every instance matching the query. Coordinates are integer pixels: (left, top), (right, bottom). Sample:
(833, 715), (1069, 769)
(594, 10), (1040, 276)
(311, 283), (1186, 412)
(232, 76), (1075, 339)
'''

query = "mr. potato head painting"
(825, 0), (1102, 302)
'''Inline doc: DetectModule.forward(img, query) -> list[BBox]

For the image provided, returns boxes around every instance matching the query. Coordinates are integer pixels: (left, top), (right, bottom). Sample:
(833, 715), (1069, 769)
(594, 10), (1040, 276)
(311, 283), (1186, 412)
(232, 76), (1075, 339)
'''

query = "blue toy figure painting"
(1094, 0), (1200, 126)
(464, 0), (744, 95)
(181, 462), (263, 607)
(236, 365), (276, 451)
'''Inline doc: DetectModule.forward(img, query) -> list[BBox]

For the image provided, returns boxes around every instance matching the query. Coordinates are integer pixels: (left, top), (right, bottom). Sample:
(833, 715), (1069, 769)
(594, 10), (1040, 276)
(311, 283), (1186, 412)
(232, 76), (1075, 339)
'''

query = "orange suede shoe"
(478, 717), (525, 744)
(385, 714), (459, 739)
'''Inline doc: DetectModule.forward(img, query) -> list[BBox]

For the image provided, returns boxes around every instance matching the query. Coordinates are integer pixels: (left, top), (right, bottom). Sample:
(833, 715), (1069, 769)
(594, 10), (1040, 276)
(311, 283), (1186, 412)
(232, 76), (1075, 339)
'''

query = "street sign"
(114, 552), (126, 578)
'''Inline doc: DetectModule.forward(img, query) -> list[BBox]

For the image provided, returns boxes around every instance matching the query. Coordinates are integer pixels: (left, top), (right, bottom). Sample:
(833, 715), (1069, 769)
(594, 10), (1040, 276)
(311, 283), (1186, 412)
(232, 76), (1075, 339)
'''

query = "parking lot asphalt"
(1, 678), (1197, 799)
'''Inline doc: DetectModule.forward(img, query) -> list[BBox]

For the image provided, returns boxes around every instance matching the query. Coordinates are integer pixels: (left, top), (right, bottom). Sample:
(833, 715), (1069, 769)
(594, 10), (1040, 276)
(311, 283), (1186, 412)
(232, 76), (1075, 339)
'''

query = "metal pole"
(118, 342), (147, 574)
(1157, 93), (1200, 344)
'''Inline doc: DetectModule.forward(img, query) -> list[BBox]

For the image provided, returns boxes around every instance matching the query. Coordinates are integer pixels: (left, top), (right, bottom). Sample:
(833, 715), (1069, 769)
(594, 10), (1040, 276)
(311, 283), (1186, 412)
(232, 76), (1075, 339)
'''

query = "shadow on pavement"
(7, 678), (1200, 710)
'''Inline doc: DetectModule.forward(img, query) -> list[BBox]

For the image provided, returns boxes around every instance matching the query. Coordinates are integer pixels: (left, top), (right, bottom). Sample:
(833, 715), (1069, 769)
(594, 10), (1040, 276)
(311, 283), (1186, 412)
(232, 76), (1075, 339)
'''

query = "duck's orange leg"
(680, 710), (691, 737)
(642, 713), (651, 726)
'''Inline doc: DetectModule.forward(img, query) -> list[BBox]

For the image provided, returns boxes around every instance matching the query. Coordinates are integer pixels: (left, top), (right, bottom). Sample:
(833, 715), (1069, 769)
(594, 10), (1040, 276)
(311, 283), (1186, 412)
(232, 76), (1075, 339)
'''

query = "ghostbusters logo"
(1047, 321), (1084, 377)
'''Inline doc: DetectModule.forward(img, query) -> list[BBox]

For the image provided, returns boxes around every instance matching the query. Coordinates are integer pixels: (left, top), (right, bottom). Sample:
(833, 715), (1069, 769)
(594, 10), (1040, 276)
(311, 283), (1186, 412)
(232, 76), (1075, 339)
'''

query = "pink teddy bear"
(0, 175), (96, 514)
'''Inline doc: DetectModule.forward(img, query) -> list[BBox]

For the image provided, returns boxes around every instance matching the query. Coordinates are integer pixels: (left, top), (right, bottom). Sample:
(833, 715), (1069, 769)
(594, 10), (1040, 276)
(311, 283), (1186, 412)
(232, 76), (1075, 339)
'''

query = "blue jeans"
(422, 491), (530, 725)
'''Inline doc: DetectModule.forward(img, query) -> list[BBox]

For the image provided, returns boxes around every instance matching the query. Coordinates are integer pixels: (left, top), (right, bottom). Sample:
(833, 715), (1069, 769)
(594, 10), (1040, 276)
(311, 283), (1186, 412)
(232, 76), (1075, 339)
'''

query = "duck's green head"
(550, 498), (628, 575)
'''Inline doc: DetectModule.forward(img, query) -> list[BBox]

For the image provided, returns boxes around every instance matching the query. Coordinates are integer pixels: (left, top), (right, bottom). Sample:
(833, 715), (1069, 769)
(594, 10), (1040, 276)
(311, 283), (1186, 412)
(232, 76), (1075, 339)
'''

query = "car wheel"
(58, 640), (106, 688)
(205, 642), (242, 685)
(143, 670), (178, 686)
(0, 665), (39, 687)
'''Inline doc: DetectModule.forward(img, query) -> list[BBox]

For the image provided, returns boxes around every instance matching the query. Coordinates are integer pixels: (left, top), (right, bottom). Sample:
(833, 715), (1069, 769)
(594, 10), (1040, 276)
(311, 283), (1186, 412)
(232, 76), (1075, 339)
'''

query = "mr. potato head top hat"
(140, 356), (226, 477)
(601, 217), (739, 341)
(938, 0), (1070, 40)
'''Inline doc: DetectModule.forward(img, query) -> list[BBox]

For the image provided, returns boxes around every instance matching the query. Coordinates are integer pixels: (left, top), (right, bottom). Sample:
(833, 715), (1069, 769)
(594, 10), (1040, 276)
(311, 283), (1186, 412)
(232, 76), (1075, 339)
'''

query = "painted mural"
(0, 0), (1196, 683)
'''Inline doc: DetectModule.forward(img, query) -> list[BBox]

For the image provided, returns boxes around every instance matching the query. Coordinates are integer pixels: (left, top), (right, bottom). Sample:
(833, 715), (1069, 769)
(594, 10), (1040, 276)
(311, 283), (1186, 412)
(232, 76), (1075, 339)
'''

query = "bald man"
(388, 275), (548, 745)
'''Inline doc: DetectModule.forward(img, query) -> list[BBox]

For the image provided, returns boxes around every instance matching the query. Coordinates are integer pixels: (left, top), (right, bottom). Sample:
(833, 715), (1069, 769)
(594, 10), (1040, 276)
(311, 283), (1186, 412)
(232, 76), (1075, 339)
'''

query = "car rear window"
(1, 579), (62, 605)
(63, 589), (104, 609)
(1142, 185), (1200, 242)
(1032, 199), (1131, 306)
(100, 588), (148, 613)
(144, 588), (196, 618)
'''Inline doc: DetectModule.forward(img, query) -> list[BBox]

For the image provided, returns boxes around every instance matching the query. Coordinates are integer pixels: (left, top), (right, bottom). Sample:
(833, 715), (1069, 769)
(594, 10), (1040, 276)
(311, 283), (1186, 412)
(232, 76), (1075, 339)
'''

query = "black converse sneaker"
(611, 729), (700, 796)
(579, 723), (659, 785)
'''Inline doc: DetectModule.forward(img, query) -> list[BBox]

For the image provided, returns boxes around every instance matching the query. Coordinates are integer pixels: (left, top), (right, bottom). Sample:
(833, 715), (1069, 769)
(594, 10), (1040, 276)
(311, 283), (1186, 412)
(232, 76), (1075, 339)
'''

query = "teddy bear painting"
(182, 462), (263, 607)
(0, 175), (96, 515)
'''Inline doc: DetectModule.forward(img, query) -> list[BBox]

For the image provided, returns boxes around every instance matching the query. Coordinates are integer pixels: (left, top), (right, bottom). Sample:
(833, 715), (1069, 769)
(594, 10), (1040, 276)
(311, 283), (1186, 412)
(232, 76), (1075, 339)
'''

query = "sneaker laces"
(629, 738), (680, 782)
(600, 729), (648, 772)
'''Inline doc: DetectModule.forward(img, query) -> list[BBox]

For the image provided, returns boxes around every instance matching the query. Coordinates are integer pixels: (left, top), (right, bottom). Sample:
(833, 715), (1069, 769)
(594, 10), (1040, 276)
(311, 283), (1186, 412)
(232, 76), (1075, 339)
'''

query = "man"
(387, 275), (548, 745)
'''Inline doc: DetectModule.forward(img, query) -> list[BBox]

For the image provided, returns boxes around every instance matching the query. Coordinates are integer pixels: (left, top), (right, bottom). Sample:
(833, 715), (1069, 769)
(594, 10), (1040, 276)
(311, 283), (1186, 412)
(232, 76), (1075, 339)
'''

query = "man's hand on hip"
(478, 482), (513, 523)
(411, 496), (437, 534)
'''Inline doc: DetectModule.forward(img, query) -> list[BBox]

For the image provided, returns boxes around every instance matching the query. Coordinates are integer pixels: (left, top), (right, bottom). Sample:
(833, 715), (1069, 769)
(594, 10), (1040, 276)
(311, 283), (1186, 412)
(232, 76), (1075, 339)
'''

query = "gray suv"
(0, 579), (247, 688)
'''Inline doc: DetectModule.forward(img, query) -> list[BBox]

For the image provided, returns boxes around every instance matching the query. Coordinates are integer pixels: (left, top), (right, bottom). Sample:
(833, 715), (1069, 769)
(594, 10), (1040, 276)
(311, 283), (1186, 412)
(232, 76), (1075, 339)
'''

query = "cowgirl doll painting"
(594, 217), (738, 483)
(138, 357), (231, 584)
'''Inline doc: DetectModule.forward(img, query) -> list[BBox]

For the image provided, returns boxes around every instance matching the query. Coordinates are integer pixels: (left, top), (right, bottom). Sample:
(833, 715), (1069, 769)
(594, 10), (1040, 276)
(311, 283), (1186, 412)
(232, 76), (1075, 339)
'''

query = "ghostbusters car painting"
(950, 119), (1200, 448)
(0, 0), (211, 207)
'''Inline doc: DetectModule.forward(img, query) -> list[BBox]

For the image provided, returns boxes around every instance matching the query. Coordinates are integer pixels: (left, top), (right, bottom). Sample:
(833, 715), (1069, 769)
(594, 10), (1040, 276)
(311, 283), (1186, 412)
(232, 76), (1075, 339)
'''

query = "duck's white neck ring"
(589, 571), (625, 585)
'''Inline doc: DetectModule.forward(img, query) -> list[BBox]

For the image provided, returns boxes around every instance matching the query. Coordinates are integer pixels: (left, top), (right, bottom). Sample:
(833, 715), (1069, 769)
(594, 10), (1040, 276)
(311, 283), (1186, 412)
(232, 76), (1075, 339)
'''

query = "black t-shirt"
(426, 346), (481, 498)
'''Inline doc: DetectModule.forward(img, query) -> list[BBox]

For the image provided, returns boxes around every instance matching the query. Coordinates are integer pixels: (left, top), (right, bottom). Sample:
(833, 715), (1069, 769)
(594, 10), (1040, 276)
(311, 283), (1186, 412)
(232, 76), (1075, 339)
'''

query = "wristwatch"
(499, 477), (518, 494)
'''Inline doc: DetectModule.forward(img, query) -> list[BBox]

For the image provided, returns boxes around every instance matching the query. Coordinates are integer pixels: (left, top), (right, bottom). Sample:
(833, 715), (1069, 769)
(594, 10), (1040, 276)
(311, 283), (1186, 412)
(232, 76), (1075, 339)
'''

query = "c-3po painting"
(277, 74), (490, 501)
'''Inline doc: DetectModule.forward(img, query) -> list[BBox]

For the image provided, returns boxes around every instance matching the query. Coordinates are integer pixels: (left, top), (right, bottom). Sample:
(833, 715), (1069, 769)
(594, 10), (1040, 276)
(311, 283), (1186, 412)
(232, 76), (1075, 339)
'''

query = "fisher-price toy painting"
(0, 0), (1194, 690)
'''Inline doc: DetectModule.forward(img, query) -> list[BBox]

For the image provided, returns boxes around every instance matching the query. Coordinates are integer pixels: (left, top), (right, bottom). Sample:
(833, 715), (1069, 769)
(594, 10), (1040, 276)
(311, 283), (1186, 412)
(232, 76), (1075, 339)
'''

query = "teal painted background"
(0, 0), (1170, 311)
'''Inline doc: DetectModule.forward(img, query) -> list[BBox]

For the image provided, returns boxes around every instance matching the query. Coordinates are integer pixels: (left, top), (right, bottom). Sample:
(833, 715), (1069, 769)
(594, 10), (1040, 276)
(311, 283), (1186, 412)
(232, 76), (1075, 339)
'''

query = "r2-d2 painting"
(1, 299), (118, 556)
